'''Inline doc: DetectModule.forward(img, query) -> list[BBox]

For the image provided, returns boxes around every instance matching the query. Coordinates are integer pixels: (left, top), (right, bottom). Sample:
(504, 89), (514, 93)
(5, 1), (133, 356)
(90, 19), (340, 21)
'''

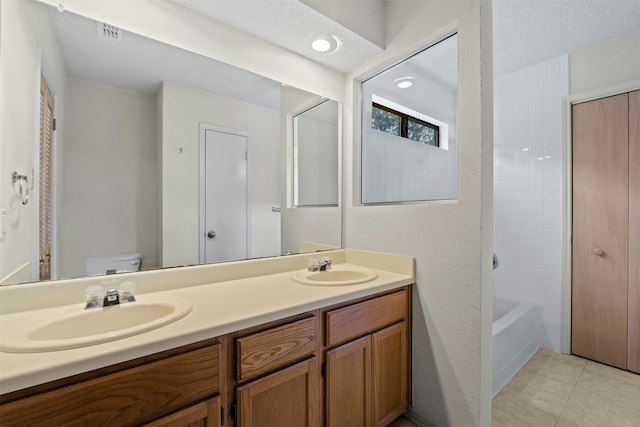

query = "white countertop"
(0, 250), (414, 395)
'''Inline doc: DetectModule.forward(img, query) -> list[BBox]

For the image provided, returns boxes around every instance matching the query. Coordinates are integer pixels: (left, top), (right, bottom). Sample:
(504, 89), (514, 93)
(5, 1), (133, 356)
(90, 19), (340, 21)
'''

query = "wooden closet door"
(628, 90), (640, 374)
(572, 93), (629, 369)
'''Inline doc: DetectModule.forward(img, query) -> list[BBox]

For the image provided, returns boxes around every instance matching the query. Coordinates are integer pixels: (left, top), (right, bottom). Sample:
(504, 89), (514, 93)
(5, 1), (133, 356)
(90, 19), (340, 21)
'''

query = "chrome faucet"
(319, 258), (332, 271)
(308, 257), (332, 272)
(84, 282), (136, 309)
(103, 288), (120, 306)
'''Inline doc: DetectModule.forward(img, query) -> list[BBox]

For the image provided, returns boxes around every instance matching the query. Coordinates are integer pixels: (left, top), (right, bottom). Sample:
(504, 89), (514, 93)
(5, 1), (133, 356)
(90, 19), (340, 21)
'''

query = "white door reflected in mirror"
(200, 127), (249, 264)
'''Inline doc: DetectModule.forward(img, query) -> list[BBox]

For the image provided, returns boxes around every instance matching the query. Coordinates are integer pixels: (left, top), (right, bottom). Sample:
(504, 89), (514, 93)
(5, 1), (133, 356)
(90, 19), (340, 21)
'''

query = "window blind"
(39, 75), (54, 280)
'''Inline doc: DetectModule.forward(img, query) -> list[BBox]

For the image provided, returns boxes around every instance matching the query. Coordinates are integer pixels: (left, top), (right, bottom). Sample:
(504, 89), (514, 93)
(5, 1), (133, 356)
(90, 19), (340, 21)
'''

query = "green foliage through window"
(371, 103), (439, 147)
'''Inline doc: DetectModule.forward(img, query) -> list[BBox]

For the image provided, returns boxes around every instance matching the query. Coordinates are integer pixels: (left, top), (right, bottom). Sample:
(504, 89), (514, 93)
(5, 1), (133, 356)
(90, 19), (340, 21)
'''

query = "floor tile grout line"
(493, 352), (586, 427)
(552, 358), (589, 427)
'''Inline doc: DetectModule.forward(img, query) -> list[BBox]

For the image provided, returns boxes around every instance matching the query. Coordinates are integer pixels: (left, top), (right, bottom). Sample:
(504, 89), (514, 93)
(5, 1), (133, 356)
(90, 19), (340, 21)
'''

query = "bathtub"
(492, 297), (543, 398)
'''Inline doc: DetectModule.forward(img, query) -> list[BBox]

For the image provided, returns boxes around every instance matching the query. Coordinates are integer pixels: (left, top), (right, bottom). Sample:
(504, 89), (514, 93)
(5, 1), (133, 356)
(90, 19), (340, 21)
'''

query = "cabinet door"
(237, 358), (318, 427)
(144, 396), (220, 427)
(372, 321), (408, 427)
(326, 335), (372, 427)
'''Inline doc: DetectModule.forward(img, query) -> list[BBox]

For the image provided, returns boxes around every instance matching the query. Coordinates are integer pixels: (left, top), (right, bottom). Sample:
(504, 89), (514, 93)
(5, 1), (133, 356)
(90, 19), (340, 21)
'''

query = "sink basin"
(291, 265), (378, 286)
(0, 294), (192, 353)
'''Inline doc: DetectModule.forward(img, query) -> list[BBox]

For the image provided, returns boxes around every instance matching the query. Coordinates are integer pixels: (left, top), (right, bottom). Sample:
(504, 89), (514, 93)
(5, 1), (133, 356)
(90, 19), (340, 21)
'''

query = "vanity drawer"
(325, 288), (408, 347)
(0, 343), (221, 427)
(237, 316), (316, 382)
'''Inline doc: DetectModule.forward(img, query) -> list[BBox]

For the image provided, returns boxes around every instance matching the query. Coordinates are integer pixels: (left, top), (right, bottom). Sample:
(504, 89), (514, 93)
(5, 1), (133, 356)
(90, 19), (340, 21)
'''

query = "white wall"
(344, 2), (493, 426)
(493, 55), (569, 351)
(0, 0), (66, 282)
(161, 82), (281, 267)
(62, 78), (158, 278)
(570, 30), (640, 94)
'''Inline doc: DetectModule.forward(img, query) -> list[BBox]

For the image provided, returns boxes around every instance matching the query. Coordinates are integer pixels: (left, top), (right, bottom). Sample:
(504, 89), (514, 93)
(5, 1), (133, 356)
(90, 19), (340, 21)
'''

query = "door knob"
(593, 247), (604, 256)
(207, 230), (216, 239)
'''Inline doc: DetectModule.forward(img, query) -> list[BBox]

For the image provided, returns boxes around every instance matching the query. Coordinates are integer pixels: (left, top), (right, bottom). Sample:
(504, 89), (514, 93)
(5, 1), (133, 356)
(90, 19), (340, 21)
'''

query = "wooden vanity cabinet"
(324, 288), (410, 427)
(0, 285), (411, 427)
(233, 315), (320, 427)
(0, 338), (225, 427)
(144, 396), (220, 427)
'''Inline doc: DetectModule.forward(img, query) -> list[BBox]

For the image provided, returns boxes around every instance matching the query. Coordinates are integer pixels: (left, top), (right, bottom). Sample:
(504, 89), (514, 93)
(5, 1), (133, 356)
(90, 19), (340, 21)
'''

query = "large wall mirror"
(361, 34), (458, 204)
(0, 0), (342, 286)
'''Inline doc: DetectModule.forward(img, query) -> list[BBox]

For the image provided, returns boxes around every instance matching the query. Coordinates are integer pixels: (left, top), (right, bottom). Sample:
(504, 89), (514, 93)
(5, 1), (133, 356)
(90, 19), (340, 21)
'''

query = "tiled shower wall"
(493, 55), (568, 351)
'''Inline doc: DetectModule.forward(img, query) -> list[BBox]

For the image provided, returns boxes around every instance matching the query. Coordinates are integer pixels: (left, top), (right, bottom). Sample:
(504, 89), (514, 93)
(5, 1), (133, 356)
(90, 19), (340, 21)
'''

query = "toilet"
(86, 253), (142, 276)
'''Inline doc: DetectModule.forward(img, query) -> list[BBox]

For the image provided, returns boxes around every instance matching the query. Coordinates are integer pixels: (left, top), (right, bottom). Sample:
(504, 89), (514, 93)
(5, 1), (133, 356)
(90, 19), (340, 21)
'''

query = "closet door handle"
(593, 247), (604, 256)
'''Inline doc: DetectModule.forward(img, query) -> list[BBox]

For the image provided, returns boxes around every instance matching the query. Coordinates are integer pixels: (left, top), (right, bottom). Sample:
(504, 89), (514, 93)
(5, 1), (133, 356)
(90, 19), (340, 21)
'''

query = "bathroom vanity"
(0, 250), (414, 427)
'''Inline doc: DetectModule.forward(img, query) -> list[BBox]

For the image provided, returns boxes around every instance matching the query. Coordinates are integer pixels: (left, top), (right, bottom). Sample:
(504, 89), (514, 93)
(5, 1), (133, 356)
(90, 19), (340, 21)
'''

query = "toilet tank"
(86, 253), (142, 276)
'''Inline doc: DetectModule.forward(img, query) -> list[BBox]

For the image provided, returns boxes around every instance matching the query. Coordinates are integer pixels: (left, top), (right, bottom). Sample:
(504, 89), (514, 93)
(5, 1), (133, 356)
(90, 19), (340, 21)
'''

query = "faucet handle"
(119, 281), (136, 303)
(307, 257), (321, 272)
(84, 285), (104, 309)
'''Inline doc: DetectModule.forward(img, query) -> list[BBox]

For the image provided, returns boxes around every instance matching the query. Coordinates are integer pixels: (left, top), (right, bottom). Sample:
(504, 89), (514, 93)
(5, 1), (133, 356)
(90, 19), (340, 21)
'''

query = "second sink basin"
(0, 294), (192, 353)
(292, 265), (378, 286)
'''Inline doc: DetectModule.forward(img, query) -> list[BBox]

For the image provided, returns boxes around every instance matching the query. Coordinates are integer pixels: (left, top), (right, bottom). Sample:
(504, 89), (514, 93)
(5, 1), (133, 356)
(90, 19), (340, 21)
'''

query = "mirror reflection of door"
(39, 75), (54, 280)
(201, 127), (248, 263)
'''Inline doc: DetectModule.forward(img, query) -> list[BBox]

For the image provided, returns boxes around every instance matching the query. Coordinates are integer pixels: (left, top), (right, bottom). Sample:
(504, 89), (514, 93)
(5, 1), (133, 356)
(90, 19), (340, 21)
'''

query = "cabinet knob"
(593, 247), (604, 256)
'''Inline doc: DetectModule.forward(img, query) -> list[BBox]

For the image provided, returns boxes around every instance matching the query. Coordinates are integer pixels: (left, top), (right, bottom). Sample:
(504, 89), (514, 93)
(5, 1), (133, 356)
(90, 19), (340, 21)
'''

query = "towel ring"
(11, 172), (29, 205)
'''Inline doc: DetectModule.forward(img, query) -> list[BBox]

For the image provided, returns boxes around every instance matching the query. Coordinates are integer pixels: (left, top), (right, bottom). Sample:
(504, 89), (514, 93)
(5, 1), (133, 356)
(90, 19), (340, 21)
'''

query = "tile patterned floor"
(492, 349), (640, 427)
(389, 348), (640, 427)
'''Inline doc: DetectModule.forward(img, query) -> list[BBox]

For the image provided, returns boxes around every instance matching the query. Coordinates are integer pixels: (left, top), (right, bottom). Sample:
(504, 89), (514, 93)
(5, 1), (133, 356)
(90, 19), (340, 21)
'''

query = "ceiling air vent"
(97, 22), (123, 42)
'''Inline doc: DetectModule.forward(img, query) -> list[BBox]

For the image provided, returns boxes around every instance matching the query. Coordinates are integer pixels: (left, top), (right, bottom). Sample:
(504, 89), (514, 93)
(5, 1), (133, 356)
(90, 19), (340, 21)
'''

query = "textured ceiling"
(46, 0), (640, 106)
(170, 0), (384, 74)
(493, 0), (640, 76)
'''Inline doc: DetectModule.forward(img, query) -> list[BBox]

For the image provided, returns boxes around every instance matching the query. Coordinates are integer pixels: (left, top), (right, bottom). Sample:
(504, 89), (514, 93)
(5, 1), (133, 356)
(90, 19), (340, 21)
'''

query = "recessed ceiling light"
(312, 39), (331, 52)
(393, 77), (415, 89)
(309, 34), (339, 54)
